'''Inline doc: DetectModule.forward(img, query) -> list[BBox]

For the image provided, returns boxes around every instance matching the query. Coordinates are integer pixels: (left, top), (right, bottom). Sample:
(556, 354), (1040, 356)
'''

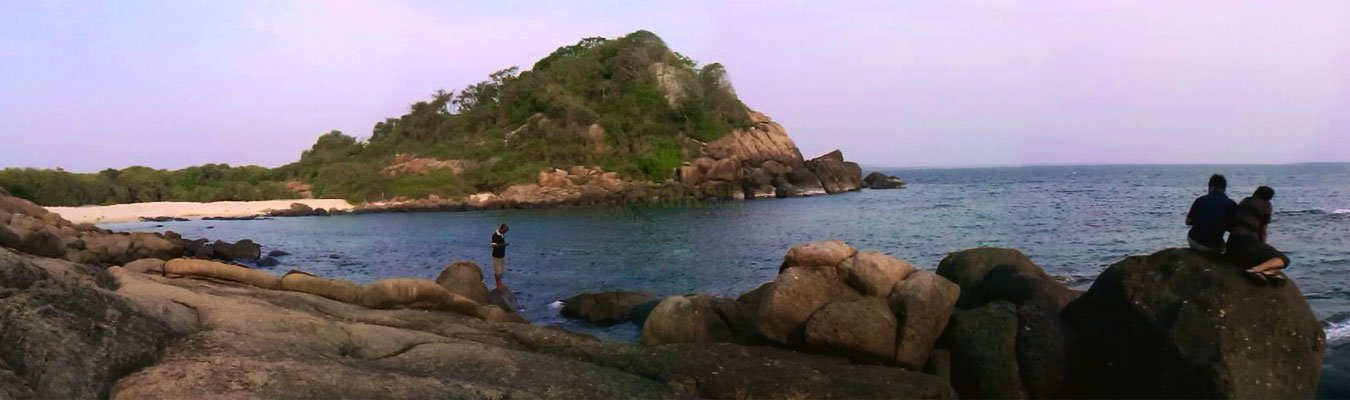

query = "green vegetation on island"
(0, 31), (752, 206)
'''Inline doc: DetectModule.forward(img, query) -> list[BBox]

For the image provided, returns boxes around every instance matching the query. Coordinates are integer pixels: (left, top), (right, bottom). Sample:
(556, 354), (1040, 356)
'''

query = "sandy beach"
(47, 199), (354, 224)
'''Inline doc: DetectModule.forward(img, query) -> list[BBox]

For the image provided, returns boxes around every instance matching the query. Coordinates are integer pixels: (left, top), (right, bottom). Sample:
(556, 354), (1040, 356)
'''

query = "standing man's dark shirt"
(1187, 192), (1236, 249)
(491, 231), (507, 258)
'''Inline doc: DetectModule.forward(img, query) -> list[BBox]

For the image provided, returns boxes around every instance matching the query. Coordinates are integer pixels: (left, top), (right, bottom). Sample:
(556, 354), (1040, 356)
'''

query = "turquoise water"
(106, 164), (1350, 342)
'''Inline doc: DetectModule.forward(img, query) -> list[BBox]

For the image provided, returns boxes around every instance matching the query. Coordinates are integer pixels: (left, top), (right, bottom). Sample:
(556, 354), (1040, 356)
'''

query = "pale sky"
(2, 0), (1347, 172)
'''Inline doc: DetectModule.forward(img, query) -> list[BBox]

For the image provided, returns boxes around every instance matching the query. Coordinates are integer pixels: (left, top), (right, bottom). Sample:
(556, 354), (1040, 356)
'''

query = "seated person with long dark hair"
(1226, 186), (1289, 283)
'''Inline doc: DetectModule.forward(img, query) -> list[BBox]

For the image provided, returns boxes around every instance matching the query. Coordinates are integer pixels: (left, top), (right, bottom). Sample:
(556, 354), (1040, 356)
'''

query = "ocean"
(106, 164), (1350, 344)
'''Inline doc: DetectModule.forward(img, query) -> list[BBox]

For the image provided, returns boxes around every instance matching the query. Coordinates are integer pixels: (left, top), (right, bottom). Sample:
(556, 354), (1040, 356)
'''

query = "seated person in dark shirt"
(1185, 174), (1237, 253)
(1226, 186), (1289, 283)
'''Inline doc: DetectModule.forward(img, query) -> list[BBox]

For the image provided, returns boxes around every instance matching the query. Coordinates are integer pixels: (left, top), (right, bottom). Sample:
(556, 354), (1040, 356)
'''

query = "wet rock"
(561, 290), (653, 326)
(864, 171), (906, 189)
(210, 239), (261, 261)
(256, 256), (280, 267)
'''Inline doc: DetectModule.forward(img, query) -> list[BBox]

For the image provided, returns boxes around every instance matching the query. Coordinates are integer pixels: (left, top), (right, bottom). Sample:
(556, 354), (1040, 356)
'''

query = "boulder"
(944, 301), (1027, 399)
(787, 167), (826, 195)
(433, 261), (490, 304)
(757, 268), (863, 346)
(805, 150), (863, 193)
(641, 295), (761, 346)
(163, 258), (281, 290)
(561, 291), (653, 326)
(937, 247), (1073, 311)
(267, 249), (291, 257)
(804, 298), (897, 363)
(256, 256), (280, 267)
(1015, 303), (1072, 398)
(210, 239), (261, 261)
(641, 296), (708, 345)
(6, 216), (66, 258)
(839, 251), (916, 297)
(0, 194), (48, 218)
(123, 258), (166, 274)
(1060, 249), (1325, 399)
(127, 232), (179, 260)
(863, 171), (906, 189)
(889, 271), (961, 370)
(780, 240), (856, 279)
(279, 270), (361, 304)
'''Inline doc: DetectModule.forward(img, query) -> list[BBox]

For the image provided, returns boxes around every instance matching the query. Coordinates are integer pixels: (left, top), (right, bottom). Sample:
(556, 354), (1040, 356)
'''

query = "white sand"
(47, 199), (355, 224)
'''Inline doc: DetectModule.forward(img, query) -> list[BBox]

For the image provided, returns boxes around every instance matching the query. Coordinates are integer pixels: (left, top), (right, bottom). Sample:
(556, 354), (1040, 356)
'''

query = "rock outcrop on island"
(678, 112), (863, 199)
(864, 171), (906, 189)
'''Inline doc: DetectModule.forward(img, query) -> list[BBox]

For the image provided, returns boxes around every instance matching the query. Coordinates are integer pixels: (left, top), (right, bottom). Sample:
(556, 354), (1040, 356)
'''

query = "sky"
(1, 0), (1347, 172)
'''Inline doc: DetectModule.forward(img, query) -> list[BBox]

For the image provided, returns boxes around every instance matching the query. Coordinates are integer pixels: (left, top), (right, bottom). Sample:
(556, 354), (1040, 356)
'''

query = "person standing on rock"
(1227, 186), (1289, 284)
(490, 224), (509, 289)
(1185, 174), (1237, 253)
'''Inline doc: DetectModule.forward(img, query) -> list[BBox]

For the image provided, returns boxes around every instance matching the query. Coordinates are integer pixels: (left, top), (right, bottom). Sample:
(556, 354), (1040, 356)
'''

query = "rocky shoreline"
(4, 189), (1332, 399)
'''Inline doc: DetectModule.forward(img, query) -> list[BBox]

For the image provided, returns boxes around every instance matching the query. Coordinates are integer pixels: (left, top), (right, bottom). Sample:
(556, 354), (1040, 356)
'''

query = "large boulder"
(936, 247), (1074, 311)
(839, 250), (916, 297)
(863, 171), (906, 189)
(805, 150), (863, 193)
(756, 268), (862, 346)
(889, 271), (961, 370)
(561, 291), (653, 326)
(641, 295), (761, 346)
(433, 261), (490, 304)
(944, 301), (1027, 399)
(804, 298), (897, 363)
(1060, 249), (1325, 399)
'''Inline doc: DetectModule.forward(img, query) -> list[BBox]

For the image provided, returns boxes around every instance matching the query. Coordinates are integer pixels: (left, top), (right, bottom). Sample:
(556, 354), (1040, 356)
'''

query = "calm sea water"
(106, 164), (1350, 343)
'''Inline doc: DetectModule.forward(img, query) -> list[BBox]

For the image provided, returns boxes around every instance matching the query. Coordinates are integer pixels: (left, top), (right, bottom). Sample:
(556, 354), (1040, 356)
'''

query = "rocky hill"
(1, 30), (861, 208)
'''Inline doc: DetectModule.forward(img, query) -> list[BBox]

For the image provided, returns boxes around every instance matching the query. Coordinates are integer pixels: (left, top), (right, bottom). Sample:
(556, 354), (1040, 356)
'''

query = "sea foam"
(1327, 320), (1350, 346)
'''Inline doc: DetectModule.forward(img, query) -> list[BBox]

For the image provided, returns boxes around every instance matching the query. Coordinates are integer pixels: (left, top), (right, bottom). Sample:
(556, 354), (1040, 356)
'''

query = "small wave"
(548, 300), (564, 310)
(1276, 209), (1328, 216)
(1335, 209), (1350, 215)
(1327, 320), (1350, 346)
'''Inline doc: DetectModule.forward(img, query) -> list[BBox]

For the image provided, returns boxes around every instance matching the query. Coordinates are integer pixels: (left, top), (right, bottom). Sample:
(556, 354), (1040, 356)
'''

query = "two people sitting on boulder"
(1185, 174), (1289, 283)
